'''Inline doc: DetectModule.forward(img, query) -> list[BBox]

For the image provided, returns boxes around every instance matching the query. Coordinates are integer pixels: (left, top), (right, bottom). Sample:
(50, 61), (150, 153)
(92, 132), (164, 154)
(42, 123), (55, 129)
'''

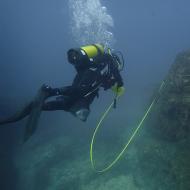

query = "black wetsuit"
(0, 53), (123, 124)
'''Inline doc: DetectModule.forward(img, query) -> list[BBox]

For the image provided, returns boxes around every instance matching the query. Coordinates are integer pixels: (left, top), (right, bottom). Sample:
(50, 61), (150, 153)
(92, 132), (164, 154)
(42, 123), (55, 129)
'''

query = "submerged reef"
(150, 50), (190, 141)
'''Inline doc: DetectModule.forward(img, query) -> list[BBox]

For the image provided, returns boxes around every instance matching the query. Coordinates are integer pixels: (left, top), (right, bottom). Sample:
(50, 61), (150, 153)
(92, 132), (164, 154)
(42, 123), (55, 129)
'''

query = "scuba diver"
(0, 44), (125, 141)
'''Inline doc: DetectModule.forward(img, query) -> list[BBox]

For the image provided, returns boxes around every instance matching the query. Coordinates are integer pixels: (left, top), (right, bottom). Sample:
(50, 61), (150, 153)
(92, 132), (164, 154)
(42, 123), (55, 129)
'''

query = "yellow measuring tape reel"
(90, 81), (165, 173)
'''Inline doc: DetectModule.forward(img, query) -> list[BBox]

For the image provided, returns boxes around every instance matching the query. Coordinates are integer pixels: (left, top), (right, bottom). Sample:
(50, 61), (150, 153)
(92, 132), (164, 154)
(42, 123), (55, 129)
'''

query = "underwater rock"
(150, 50), (190, 141)
(82, 175), (139, 190)
(132, 135), (190, 190)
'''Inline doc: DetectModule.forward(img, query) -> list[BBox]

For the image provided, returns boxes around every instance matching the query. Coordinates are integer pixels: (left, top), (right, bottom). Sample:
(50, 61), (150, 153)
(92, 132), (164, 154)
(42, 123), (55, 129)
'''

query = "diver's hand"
(117, 86), (125, 96)
(111, 84), (125, 97)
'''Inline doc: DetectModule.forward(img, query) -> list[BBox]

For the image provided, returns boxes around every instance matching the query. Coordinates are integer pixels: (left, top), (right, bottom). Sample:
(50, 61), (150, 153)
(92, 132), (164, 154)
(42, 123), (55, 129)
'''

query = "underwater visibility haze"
(1, 0), (190, 189)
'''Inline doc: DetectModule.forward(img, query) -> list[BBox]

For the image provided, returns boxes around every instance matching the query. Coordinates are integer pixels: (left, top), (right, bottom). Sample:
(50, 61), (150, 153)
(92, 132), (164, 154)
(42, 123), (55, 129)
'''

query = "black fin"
(23, 88), (47, 143)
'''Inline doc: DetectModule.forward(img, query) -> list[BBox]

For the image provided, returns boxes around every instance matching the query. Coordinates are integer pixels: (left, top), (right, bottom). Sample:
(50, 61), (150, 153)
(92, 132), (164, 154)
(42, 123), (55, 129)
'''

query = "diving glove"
(111, 84), (125, 97)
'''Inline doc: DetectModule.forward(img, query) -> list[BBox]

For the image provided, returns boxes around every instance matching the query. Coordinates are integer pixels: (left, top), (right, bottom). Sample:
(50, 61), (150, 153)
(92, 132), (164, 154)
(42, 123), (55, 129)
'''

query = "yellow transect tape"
(90, 81), (165, 173)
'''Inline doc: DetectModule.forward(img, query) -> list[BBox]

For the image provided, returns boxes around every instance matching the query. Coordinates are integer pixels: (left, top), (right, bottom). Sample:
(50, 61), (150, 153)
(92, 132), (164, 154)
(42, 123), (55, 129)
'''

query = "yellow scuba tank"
(67, 44), (105, 67)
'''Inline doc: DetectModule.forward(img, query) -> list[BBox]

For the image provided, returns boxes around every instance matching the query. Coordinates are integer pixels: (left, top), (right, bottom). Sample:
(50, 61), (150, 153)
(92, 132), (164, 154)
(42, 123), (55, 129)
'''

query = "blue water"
(0, 0), (190, 189)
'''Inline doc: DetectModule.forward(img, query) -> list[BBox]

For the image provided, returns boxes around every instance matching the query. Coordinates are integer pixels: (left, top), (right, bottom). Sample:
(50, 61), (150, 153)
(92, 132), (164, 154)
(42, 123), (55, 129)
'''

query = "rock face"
(150, 50), (190, 141)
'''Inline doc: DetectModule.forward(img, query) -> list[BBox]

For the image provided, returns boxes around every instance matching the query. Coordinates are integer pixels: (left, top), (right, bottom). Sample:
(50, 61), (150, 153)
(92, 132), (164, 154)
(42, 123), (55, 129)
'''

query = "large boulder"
(150, 50), (190, 141)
